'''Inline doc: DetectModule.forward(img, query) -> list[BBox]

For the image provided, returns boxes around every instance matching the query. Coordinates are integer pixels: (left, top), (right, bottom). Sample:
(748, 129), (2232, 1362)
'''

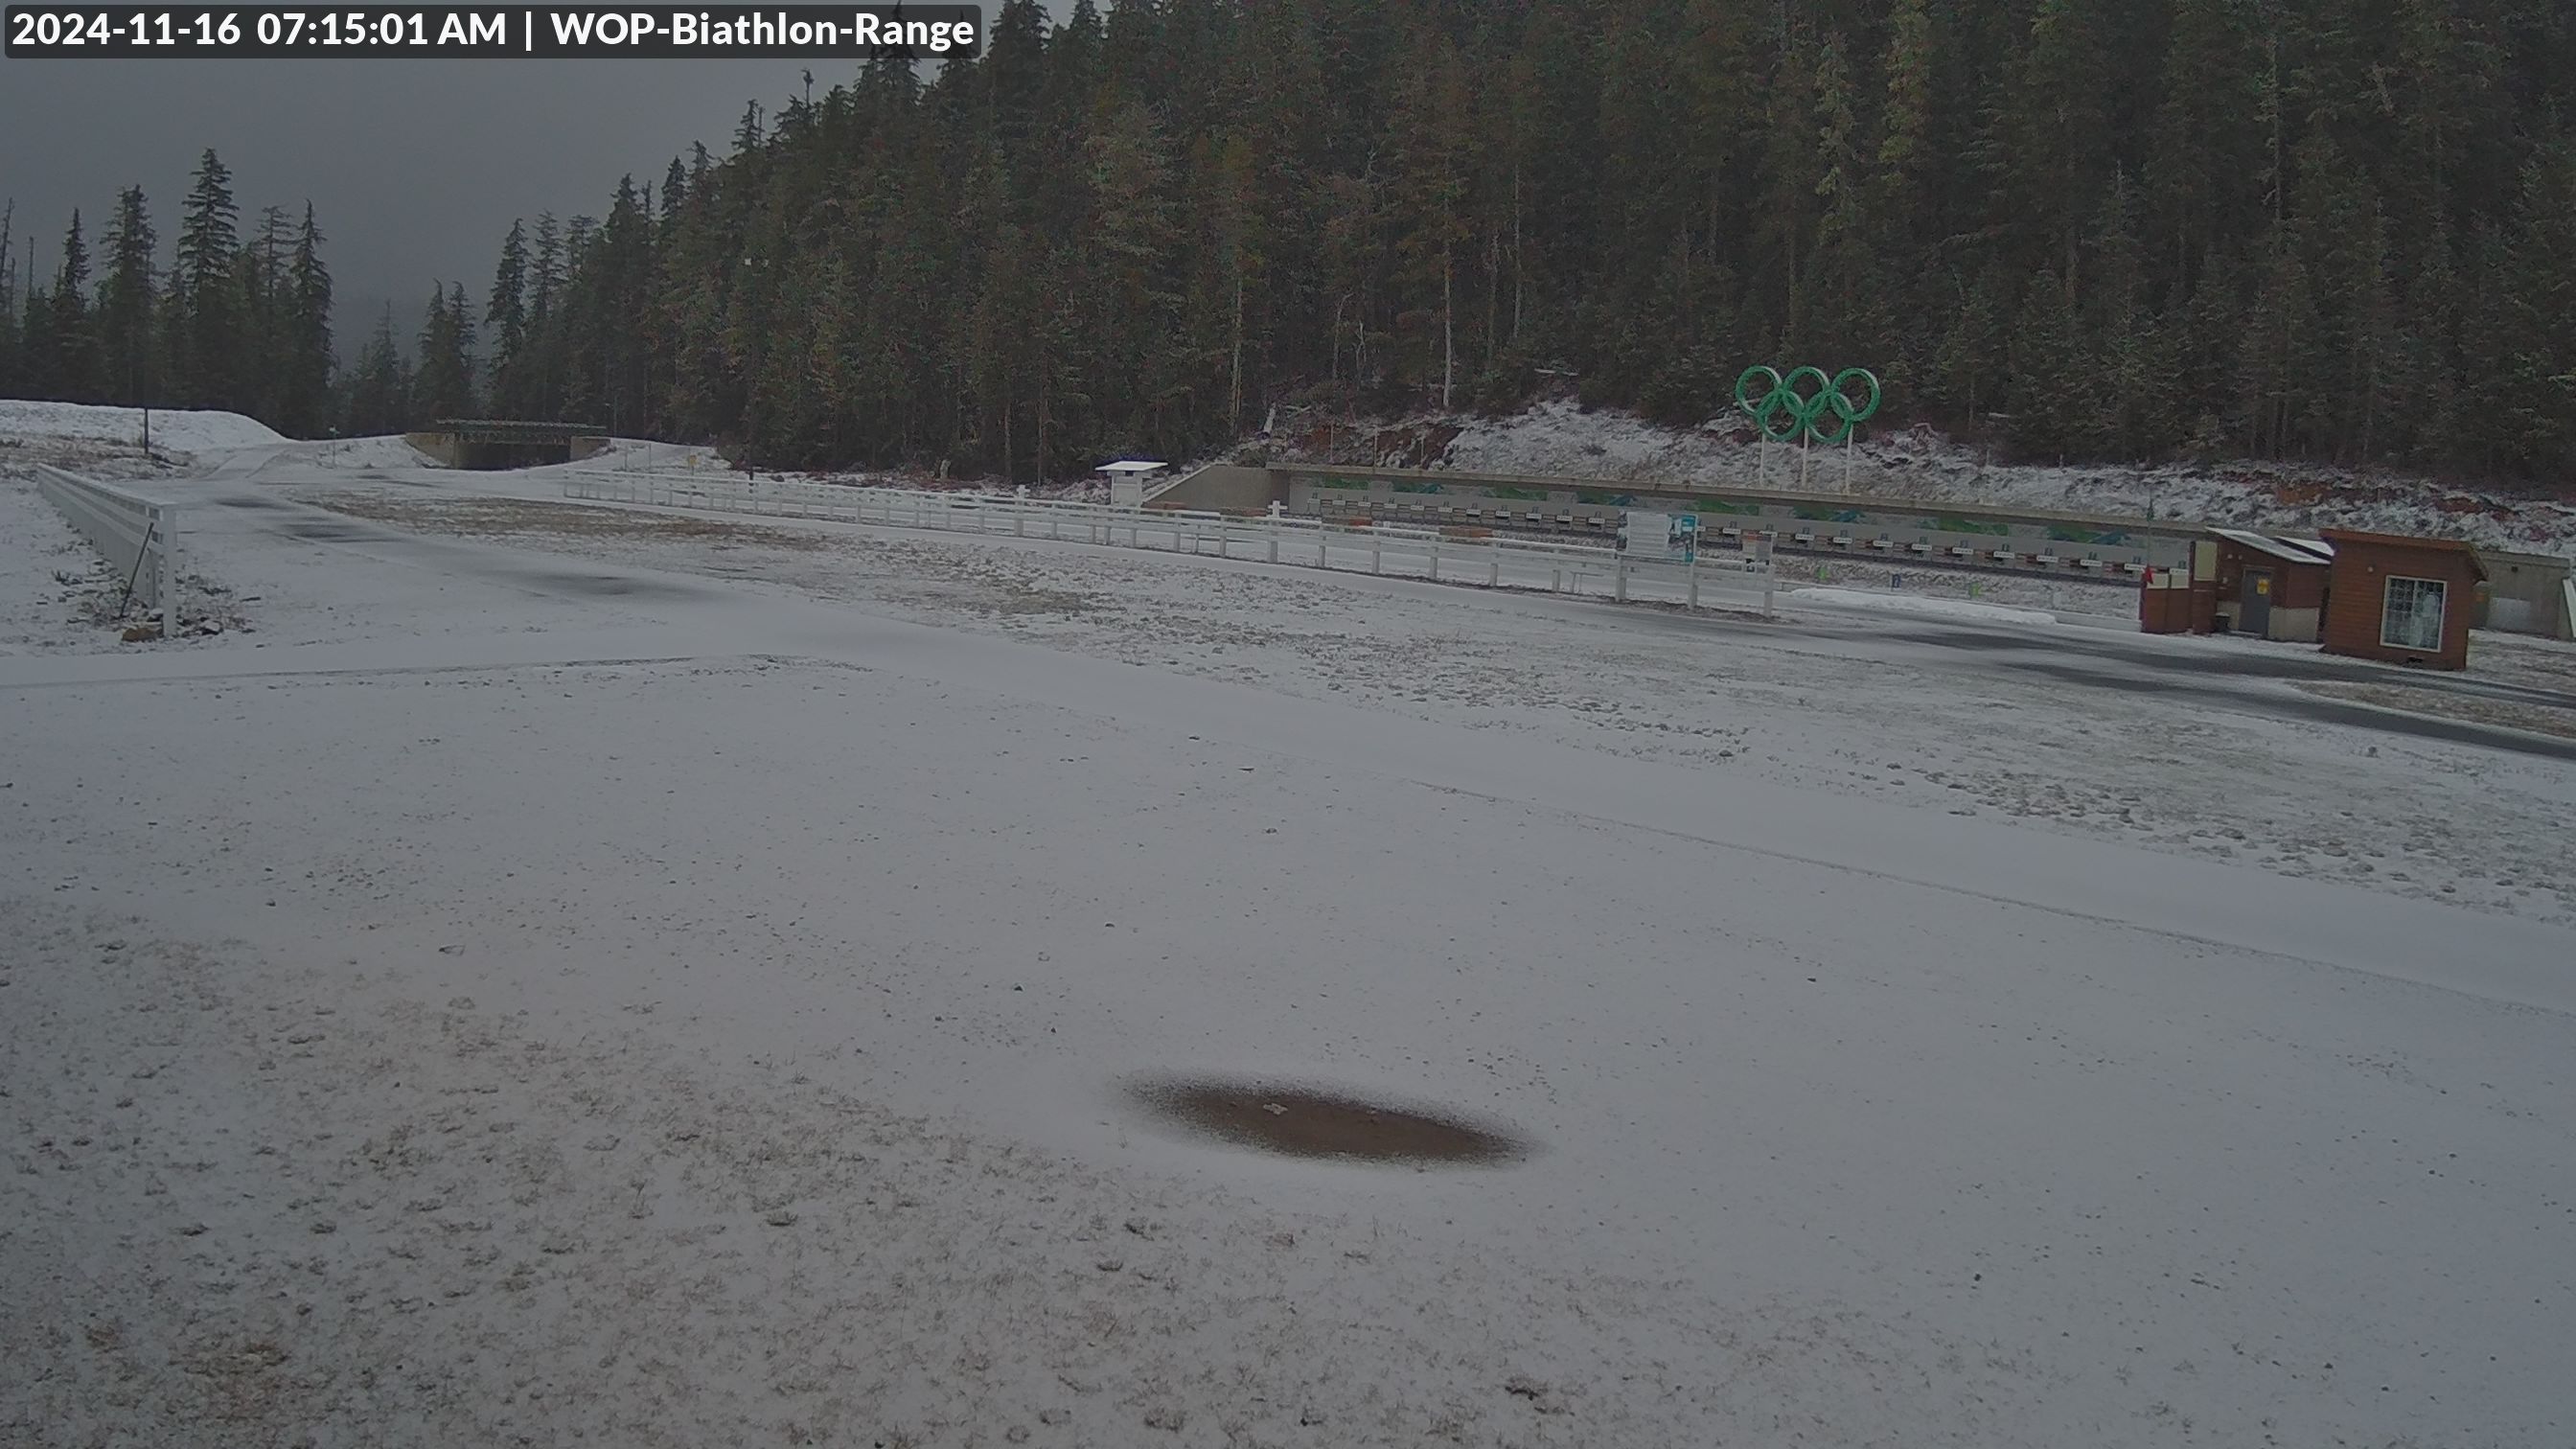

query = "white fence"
(560, 472), (1780, 614)
(34, 465), (181, 633)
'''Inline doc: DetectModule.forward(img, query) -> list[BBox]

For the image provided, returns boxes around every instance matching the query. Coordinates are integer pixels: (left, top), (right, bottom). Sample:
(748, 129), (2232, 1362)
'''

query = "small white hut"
(1098, 459), (1169, 508)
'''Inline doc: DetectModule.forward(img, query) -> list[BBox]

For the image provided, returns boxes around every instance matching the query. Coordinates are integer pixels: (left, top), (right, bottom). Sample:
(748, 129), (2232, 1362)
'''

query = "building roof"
(2319, 528), (2488, 579)
(1098, 460), (1169, 473)
(2211, 527), (2334, 566)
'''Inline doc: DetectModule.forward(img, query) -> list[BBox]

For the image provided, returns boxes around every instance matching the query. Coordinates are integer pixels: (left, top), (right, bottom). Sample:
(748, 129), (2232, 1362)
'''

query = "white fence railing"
(560, 472), (1780, 615)
(34, 465), (181, 633)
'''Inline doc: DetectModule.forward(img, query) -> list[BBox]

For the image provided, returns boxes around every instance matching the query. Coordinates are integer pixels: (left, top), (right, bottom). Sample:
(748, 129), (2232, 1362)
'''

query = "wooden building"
(2318, 530), (2486, 670)
(2148, 529), (2334, 638)
(2203, 529), (2335, 641)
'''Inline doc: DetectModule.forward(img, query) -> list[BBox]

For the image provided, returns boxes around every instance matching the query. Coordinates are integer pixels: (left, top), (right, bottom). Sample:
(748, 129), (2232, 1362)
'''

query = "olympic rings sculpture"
(1735, 365), (1881, 446)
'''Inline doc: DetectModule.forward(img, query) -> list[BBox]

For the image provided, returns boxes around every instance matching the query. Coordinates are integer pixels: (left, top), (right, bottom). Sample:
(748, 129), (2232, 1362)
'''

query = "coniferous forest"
(5, 0), (2573, 484)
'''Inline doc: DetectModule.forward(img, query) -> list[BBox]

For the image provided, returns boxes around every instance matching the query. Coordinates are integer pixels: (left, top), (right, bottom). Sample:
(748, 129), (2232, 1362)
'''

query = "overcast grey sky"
(0, 52), (873, 318)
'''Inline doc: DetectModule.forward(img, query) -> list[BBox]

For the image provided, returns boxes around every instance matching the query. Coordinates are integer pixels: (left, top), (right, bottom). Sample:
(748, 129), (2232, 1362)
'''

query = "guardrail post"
(1016, 486), (1028, 537)
(1616, 555), (1628, 601)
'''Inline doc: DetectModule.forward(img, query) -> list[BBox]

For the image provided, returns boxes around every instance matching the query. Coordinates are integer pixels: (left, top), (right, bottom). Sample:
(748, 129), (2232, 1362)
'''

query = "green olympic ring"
(1735, 365), (1881, 445)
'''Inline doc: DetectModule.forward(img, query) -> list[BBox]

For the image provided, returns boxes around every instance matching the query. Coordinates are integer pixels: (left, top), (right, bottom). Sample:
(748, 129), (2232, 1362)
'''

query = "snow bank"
(0, 399), (286, 457)
(1787, 585), (2059, 625)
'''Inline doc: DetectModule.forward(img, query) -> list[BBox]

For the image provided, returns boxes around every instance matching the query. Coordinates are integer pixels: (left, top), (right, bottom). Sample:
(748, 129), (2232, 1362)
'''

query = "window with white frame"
(2380, 575), (2447, 651)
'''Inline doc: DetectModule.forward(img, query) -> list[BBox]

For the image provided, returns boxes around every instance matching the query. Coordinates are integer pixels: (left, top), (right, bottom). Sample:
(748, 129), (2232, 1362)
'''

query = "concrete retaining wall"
(1153, 464), (1287, 514)
(1271, 465), (2197, 578)
(403, 431), (463, 467)
(2474, 550), (2574, 639)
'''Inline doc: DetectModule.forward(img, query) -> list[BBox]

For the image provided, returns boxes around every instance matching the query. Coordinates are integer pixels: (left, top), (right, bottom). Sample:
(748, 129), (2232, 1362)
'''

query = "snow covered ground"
(1394, 397), (2576, 558)
(5, 423), (2575, 1448)
(0, 400), (287, 480)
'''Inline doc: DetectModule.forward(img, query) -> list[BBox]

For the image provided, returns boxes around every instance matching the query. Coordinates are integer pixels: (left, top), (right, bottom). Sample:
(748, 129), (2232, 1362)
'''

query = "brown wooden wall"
(2322, 541), (2479, 669)
(2212, 540), (2330, 610)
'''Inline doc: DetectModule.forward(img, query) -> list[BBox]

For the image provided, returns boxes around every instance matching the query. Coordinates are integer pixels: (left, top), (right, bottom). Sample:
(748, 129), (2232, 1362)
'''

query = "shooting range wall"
(1248, 464), (2201, 578)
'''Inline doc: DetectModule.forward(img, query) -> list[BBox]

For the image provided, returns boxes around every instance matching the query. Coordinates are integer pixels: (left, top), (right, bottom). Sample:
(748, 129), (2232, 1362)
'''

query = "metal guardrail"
(560, 472), (1781, 615)
(33, 465), (181, 633)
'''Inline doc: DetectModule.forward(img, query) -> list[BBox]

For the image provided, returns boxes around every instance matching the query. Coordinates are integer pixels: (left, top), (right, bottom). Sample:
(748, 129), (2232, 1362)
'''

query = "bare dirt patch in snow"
(1127, 1076), (1530, 1165)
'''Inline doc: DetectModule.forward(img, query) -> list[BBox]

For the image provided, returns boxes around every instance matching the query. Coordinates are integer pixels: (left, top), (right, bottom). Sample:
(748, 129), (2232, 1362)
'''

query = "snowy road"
(5, 446), (2573, 1448)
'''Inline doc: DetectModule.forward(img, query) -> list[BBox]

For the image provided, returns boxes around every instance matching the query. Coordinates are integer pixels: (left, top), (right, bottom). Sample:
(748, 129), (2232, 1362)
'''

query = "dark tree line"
(8, 2), (2574, 481)
(1, 151), (338, 438)
(490, 0), (2576, 479)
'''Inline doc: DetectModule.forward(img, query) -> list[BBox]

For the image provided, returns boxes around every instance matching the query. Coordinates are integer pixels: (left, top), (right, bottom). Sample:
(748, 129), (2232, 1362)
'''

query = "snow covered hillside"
(0, 399), (287, 474)
(0, 401), (449, 484)
(1280, 397), (2576, 558)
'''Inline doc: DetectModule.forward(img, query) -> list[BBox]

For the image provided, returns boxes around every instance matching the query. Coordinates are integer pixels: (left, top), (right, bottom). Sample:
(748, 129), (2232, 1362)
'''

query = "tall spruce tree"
(345, 304), (409, 435)
(487, 219), (530, 414)
(412, 283), (474, 422)
(95, 188), (158, 407)
(274, 204), (334, 436)
(174, 150), (242, 410)
(51, 211), (101, 403)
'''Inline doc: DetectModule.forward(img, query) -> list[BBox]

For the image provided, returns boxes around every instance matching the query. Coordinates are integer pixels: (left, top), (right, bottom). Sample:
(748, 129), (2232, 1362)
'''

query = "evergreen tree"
(96, 188), (157, 406)
(345, 304), (409, 434)
(276, 204), (334, 436)
(487, 219), (530, 413)
(240, 204), (294, 421)
(20, 274), (56, 401)
(412, 284), (475, 421)
(50, 210), (101, 402)
(174, 149), (242, 410)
